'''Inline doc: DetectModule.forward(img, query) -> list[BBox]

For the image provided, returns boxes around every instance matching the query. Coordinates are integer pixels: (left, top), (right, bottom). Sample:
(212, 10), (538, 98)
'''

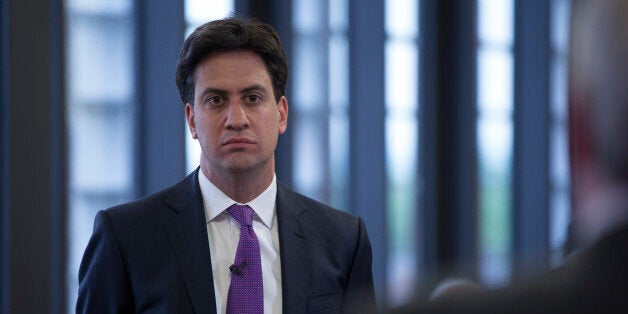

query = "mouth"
(223, 136), (256, 147)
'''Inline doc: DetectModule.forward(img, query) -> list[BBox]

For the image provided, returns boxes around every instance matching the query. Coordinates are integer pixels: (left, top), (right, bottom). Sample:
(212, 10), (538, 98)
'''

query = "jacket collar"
(162, 171), (312, 313)
(164, 169), (217, 313)
(276, 183), (311, 313)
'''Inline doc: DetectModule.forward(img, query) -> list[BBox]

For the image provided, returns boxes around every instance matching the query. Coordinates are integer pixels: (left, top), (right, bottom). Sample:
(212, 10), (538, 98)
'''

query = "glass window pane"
(551, 124), (570, 189)
(478, 116), (513, 286)
(329, 111), (350, 210)
(385, 114), (418, 305)
(550, 59), (568, 119)
(550, 188), (570, 264)
(293, 115), (326, 198)
(185, 0), (233, 26)
(329, 35), (349, 108)
(67, 16), (134, 102)
(329, 0), (348, 31)
(386, 0), (418, 37)
(294, 36), (327, 110)
(328, 17), (350, 210)
(385, 40), (418, 111)
(67, 0), (131, 15)
(477, 0), (514, 286)
(294, 0), (324, 33)
(478, 116), (514, 171)
(477, 48), (514, 114)
(551, 0), (571, 53)
(385, 0), (419, 306)
(478, 0), (514, 45)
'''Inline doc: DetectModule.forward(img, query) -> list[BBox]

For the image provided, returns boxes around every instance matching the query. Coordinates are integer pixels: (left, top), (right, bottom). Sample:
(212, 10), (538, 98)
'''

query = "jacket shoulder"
(103, 171), (200, 227)
(277, 182), (364, 239)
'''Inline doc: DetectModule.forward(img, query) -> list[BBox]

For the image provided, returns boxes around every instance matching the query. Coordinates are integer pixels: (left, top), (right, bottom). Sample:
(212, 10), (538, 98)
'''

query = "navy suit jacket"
(77, 169), (376, 313)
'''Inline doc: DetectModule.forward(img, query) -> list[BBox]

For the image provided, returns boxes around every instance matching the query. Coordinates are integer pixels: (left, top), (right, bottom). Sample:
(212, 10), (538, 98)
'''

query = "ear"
(277, 96), (288, 134)
(185, 103), (198, 139)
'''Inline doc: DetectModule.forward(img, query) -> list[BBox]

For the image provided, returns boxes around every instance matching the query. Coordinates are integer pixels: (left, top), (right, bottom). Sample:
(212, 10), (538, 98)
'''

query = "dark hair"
(175, 17), (288, 105)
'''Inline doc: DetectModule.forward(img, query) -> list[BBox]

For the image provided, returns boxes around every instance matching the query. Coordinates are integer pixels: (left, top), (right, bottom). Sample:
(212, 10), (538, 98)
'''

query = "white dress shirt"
(198, 171), (283, 314)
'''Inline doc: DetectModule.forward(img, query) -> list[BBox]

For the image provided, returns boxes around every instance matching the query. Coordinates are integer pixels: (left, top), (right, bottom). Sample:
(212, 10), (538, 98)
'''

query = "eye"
(244, 94), (261, 104)
(205, 95), (225, 106)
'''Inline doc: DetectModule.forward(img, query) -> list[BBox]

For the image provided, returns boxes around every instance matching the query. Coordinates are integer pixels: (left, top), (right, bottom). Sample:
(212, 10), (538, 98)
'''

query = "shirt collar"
(198, 170), (277, 229)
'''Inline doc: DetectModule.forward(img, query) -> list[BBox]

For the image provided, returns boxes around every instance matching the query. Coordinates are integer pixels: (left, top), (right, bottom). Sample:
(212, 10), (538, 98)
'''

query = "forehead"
(193, 50), (272, 91)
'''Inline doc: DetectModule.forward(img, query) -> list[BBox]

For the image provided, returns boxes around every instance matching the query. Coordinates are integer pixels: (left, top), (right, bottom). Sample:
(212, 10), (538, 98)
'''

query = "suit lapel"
(276, 183), (311, 313)
(164, 170), (217, 313)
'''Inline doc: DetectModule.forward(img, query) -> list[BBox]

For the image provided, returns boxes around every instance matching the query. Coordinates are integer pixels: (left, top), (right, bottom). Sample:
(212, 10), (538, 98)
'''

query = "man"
(391, 0), (628, 312)
(77, 17), (376, 314)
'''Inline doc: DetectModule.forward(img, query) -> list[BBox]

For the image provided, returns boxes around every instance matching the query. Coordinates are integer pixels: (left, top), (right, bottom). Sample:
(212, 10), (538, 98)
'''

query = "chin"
(222, 158), (264, 174)
(207, 152), (273, 175)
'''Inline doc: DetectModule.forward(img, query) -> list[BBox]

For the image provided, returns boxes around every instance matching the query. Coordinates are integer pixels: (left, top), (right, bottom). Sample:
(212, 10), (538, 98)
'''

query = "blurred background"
(1, 0), (573, 312)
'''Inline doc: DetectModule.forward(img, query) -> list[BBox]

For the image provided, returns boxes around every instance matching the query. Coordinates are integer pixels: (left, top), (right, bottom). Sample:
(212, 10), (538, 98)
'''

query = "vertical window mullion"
(349, 0), (387, 303)
(549, 0), (572, 266)
(512, 0), (552, 280)
(328, 0), (350, 210)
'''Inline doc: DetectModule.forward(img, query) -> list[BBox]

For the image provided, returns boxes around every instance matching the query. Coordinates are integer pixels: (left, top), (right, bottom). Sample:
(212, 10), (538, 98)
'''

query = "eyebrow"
(239, 84), (268, 94)
(199, 84), (268, 98)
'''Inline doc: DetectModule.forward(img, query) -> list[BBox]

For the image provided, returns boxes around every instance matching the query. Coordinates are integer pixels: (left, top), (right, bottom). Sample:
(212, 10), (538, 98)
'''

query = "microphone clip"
(229, 260), (247, 277)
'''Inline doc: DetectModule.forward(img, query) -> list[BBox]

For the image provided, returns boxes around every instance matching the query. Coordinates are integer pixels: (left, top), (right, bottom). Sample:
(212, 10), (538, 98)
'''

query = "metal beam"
(349, 0), (387, 305)
(1, 0), (67, 312)
(513, 0), (551, 278)
(419, 0), (478, 286)
(135, 0), (186, 196)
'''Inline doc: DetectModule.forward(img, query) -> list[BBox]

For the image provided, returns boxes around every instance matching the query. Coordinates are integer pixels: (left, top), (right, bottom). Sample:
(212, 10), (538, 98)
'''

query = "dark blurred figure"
(428, 278), (482, 302)
(391, 0), (628, 313)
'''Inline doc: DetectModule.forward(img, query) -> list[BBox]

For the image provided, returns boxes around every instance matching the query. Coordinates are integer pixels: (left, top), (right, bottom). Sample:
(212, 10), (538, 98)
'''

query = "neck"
(200, 160), (275, 204)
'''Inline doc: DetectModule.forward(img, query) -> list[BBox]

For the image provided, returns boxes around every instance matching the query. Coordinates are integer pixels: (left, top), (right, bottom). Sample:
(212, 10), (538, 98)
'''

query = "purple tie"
(226, 204), (263, 314)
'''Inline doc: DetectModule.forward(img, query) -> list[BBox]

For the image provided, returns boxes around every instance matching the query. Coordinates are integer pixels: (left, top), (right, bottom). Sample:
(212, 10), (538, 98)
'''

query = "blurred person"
(77, 17), (375, 314)
(391, 0), (628, 313)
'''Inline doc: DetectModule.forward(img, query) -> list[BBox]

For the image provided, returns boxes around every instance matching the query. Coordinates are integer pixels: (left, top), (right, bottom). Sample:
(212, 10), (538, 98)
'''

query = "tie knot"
(227, 204), (254, 227)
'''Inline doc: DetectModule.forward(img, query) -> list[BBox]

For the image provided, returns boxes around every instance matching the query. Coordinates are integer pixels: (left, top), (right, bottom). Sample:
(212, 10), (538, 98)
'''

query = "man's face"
(186, 50), (288, 177)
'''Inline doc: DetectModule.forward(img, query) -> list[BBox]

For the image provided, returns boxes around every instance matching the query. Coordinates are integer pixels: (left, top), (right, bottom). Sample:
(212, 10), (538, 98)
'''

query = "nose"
(225, 102), (249, 130)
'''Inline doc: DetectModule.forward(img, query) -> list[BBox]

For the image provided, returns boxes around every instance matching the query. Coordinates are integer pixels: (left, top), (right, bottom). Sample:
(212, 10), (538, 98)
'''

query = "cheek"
(196, 112), (220, 129)
(261, 110), (281, 129)
(260, 118), (280, 136)
(194, 117), (220, 141)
